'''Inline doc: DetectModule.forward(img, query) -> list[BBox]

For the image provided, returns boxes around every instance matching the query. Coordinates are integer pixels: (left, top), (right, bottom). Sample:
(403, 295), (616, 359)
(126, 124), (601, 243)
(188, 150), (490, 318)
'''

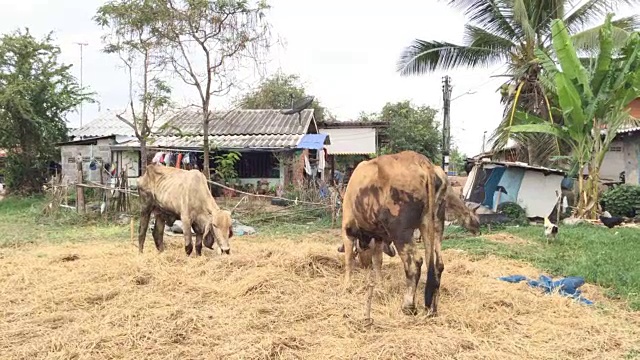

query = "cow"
(340, 150), (480, 316)
(339, 178), (480, 265)
(137, 164), (233, 256)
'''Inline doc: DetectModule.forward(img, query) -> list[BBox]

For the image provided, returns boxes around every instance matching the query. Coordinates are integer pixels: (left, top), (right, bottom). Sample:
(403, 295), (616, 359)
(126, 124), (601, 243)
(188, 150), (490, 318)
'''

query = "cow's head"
(203, 209), (233, 255)
(463, 211), (481, 236)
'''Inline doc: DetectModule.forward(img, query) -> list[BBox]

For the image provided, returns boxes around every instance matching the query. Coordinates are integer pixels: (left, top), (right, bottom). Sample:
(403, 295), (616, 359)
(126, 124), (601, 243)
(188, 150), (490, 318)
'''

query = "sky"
(0, 0), (635, 157)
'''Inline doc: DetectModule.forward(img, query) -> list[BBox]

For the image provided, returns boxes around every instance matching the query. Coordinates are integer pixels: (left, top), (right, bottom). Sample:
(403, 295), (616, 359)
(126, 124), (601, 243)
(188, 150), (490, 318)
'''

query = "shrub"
(601, 184), (640, 217)
(497, 202), (529, 226)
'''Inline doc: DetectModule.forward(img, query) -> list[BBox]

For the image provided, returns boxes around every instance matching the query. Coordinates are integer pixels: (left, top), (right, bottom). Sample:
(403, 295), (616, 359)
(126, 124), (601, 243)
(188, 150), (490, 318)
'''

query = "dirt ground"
(1, 231), (639, 359)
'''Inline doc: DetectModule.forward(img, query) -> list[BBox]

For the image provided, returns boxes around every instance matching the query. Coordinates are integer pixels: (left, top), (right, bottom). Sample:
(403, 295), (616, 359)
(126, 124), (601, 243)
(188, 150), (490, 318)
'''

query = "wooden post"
(331, 155), (335, 186)
(75, 154), (85, 214)
(331, 192), (336, 228)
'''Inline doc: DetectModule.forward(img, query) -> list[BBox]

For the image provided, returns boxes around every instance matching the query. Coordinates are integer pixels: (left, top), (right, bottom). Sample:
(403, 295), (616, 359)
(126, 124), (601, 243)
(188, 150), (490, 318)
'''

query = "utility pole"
(441, 75), (452, 172)
(75, 42), (88, 127)
(482, 131), (487, 153)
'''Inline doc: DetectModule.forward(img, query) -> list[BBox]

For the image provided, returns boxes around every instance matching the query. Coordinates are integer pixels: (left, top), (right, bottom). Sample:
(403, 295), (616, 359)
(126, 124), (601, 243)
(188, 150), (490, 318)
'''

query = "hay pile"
(1, 233), (639, 359)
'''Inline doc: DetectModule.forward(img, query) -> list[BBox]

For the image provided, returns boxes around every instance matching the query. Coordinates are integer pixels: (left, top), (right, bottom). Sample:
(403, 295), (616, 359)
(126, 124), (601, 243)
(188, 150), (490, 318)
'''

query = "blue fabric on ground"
(498, 274), (594, 305)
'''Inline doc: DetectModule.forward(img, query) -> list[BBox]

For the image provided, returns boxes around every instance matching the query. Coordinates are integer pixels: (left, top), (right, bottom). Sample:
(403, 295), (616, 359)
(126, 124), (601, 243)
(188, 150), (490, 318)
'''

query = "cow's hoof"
(425, 309), (438, 318)
(185, 244), (193, 256)
(401, 305), (418, 316)
(337, 244), (345, 253)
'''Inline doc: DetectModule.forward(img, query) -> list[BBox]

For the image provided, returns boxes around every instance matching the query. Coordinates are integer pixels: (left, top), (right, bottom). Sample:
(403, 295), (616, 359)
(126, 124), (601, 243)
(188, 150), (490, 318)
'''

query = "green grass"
(0, 195), (129, 247)
(444, 224), (640, 310)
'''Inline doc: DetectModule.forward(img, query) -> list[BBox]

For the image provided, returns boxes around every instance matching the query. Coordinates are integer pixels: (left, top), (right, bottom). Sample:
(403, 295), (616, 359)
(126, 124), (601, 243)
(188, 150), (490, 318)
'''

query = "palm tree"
(397, 0), (640, 166)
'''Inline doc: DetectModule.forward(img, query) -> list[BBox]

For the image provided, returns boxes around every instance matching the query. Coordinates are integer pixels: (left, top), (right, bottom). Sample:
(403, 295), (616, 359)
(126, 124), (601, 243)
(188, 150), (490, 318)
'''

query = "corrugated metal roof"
(297, 133), (330, 149)
(114, 133), (304, 150)
(617, 125), (640, 134)
(157, 108), (314, 136)
(69, 108), (175, 139)
(69, 109), (136, 138)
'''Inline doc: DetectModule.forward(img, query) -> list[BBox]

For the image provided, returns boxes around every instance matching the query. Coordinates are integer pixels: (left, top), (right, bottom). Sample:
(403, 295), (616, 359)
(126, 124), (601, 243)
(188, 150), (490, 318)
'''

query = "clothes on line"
(151, 151), (199, 169)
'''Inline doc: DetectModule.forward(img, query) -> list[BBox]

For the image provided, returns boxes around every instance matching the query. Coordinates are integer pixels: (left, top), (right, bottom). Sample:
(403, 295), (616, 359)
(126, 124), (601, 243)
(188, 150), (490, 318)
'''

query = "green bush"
(497, 202), (529, 226)
(601, 184), (640, 217)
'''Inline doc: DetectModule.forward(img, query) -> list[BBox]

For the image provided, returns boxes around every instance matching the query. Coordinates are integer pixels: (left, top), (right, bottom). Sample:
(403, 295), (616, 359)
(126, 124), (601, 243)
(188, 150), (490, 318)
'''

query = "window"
(234, 152), (280, 178)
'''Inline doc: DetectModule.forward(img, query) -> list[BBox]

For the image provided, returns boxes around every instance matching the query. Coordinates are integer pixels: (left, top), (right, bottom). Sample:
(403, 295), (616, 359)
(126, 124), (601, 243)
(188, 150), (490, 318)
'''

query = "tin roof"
(69, 109), (137, 138)
(110, 108), (315, 151)
(157, 108), (314, 136)
(113, 133), (305, 151)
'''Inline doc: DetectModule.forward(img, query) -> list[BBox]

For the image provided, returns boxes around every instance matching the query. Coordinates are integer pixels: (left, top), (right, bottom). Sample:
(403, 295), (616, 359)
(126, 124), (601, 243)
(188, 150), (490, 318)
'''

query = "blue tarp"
(498, 274), (594, 305)
(297, 133), (329, 150)
(492, 168), (525, 207)
(482, 167), (506, 209)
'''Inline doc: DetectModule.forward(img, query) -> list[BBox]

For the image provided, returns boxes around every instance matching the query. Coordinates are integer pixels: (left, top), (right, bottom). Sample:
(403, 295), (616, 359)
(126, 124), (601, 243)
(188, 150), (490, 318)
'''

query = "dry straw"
(1, 230), (639, 359)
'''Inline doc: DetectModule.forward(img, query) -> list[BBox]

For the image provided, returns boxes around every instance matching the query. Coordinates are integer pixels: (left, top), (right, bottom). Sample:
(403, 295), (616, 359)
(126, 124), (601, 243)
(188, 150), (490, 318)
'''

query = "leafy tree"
(94, 0), (173, 174)
(239, 72), (327, 121)
(379, 101), (442, 162)
(397, 0), (640, 166)
(509, 15), (640, 219)
(0, 29), (91, 194)
(449, 147), (467, 174)
(153, 0), (273, 180)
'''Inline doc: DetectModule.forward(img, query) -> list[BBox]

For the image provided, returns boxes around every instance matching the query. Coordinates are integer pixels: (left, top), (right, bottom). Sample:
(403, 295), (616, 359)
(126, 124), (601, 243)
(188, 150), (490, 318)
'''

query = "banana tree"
(509, 14), (640, 219)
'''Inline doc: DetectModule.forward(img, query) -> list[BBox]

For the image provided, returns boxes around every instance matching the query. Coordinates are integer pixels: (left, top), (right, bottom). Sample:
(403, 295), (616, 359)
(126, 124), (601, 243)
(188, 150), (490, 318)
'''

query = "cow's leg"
(195, 233), (203, 256)
(425, 202), (447, 316)
(364, 238), (379, 324)
(138, 203), (153, 254)
(394, 239), (420, 315)
(182, 217), (194, 256)
(341, 226), (358, 289)
(152, 214), (166, 252)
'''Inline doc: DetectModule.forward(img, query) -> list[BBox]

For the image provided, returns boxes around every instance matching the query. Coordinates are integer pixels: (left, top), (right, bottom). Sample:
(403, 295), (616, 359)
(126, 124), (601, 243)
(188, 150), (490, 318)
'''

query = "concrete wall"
(600, 140), (625, 181)
(60, 138), (116, 183)
(623, 134), (640, 185)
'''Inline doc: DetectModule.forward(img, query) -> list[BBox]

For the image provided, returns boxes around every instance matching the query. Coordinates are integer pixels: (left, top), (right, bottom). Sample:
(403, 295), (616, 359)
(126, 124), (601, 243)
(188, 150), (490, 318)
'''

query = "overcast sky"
(0, 0), (634, 156)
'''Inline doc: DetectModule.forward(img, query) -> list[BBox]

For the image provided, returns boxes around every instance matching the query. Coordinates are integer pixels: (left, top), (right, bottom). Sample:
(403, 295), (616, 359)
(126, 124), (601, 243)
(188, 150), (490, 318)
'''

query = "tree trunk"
(140, 137), (147, 175)
(203, 110), (210, 181)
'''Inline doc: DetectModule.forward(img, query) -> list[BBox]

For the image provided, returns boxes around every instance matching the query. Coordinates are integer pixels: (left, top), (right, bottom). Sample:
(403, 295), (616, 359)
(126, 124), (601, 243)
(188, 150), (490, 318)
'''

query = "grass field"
(1, 196), (640, 359)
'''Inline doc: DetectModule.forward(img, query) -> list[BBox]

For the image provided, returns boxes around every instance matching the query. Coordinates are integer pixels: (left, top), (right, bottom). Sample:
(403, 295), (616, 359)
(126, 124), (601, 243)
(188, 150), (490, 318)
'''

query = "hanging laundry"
(318, 149), (326, 172)
(176, 153), (183, 169)
(165, 153), (174, 167)
(152, 152), (163, 164)
(182, 152), (190, 165)
(304, 153), (312, 175)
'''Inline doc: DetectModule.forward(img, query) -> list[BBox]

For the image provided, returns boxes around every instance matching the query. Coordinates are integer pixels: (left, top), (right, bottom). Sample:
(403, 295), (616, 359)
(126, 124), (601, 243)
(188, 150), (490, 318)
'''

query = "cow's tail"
(425, 163), (437, 251)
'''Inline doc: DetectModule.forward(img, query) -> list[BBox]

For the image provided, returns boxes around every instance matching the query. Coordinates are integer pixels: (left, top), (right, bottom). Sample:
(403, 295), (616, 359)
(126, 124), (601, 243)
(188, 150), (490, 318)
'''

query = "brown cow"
(137, 164), (233, 256)
(340, 151), (480, 316)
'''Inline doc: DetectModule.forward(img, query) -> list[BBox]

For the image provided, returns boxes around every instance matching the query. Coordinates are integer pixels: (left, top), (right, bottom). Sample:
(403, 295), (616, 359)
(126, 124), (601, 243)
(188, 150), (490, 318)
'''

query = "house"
(57, 109), (139, 184)
(110, 108), (328, 190)
(316, 120), (389, 184)
(463, 159), (567, 219)
(597, 97), (640, 183)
